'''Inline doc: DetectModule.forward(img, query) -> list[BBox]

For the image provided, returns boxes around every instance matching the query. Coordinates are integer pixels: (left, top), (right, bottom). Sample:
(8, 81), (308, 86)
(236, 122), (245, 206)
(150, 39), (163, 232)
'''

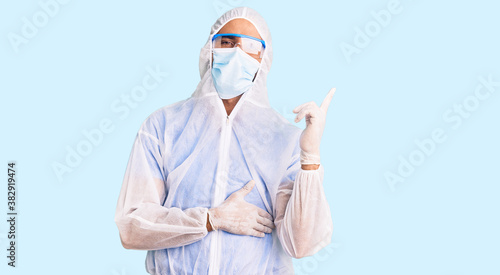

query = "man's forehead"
(217, 18), (262, 40)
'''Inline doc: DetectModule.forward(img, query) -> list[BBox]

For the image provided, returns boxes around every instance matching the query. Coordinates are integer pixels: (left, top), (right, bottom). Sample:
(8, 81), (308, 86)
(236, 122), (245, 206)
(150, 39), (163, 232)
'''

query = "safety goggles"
(212, 33), (266, 58)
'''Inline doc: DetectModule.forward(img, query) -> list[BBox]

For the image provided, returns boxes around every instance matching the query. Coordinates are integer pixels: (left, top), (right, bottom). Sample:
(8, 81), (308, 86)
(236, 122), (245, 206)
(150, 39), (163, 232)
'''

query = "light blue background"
(1, 0), (499, 274)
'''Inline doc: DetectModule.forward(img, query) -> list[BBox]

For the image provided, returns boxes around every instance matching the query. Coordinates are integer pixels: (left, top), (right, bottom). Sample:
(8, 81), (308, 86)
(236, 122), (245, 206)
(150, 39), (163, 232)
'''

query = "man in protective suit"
(115, 7), (335, 274)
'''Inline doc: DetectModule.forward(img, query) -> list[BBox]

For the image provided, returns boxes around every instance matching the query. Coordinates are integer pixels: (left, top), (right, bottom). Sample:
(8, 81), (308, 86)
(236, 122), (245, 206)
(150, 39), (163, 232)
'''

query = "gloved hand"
(207, 180), (275, 237)
(293, 88), (336, 165)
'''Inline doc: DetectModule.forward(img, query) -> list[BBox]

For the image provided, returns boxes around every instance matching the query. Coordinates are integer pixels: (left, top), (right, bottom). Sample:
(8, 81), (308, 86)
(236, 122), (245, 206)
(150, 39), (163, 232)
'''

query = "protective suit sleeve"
(114, 130), (208, 250)
(274, 156), (333, 258)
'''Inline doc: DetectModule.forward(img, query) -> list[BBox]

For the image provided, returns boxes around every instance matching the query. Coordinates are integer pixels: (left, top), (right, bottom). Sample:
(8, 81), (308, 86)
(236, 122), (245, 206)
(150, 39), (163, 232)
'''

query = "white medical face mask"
(211, 47), (261, 100)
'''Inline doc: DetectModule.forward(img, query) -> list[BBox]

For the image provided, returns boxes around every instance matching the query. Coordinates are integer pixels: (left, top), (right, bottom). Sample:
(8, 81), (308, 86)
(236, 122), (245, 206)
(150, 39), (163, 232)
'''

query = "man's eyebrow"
(220, 35), (238, 39)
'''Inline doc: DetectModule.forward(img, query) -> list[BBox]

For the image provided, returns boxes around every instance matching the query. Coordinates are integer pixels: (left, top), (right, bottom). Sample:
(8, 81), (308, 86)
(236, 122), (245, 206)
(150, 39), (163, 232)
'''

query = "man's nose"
(234, 43), (243, 50)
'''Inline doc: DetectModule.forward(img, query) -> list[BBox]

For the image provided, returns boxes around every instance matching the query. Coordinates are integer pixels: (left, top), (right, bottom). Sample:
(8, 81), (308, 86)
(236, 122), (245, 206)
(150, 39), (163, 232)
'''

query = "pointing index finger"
(320, 88), (336, 113)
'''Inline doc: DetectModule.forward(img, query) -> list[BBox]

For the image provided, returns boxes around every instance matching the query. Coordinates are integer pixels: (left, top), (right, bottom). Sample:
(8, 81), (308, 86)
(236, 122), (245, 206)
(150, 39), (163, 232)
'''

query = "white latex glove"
(207, 180), (275, 237)
(293, 88), (336, 165)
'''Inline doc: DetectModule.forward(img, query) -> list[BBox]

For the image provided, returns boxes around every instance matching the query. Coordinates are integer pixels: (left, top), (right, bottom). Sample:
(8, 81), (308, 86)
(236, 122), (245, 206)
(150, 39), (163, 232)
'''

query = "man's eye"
(220, 39), (234, 47)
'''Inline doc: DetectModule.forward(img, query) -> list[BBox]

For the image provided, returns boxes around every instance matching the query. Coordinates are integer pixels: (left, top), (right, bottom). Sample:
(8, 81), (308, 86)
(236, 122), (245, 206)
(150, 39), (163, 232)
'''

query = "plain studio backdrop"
(1, 0), (499, 274)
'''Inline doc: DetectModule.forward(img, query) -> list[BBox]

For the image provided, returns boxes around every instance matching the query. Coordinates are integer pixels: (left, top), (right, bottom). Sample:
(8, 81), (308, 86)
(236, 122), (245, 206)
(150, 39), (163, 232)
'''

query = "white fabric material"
(211, 47), (261, 99)
(114, 7), (333, 274)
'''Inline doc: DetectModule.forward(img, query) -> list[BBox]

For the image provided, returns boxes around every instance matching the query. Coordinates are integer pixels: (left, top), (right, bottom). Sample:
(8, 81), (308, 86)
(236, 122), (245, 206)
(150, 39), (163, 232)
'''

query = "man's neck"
(221, 94), (243, 116)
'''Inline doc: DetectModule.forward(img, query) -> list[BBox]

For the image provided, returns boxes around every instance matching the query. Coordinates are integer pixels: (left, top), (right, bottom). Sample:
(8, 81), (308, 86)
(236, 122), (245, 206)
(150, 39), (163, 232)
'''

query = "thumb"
(235, 180), (255, 197)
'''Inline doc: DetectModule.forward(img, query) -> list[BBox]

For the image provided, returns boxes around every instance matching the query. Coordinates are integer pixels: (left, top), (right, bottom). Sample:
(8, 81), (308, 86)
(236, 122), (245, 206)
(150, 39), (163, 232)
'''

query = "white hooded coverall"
(114, 7), (333, 275)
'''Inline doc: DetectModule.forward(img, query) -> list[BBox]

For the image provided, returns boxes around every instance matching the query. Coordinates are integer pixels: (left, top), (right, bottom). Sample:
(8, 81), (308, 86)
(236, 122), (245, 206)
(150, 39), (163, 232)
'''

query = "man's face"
(215, 18), (263, 63)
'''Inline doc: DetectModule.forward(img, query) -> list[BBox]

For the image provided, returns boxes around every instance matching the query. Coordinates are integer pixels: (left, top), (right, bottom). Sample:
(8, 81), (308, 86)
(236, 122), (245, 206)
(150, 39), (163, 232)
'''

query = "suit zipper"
(208, 114), (232, 275)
